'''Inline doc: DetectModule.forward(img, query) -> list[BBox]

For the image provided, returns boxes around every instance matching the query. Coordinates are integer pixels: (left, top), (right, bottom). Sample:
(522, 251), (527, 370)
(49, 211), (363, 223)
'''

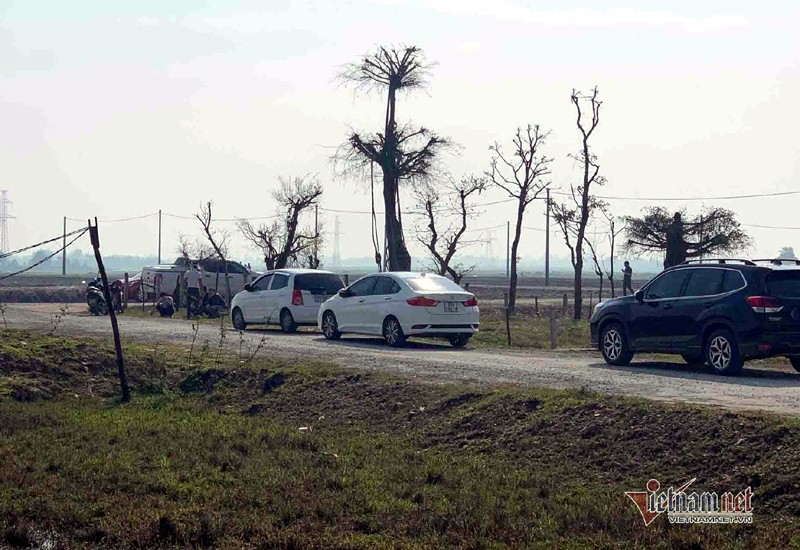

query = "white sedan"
(317, 272), (479, 348)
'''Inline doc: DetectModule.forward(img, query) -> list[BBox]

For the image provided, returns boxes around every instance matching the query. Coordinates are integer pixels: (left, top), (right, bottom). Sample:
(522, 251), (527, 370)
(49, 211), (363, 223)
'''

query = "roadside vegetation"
(2, 329), (800, 548)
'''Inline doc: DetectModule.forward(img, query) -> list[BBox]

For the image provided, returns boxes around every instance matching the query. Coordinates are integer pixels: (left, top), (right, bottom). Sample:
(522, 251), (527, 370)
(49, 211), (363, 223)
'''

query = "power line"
(550, 189), (800, 201)
(0, 228), (88, 281)
(742, 223), (800, 230)
(0, 227), (87, 260)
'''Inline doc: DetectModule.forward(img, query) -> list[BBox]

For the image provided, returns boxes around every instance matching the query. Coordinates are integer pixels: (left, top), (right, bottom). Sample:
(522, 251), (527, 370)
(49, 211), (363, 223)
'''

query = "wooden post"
(549, 312), (558, 349)
(504, 292), (511, 346)
(88, 218), (130, 403)
(344, 273), (350, 286)
(589, 290), (593, 312)
(534, 295), (539, 317)
(123, 272), (129, 311)
(562, 293), (568, 315)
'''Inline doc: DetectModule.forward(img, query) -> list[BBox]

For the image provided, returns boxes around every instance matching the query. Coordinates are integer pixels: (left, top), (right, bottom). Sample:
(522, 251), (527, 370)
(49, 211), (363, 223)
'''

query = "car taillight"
(407, 296), (439, 307)
(463, 296), (478, 307)
(292, 288), (304, 306)
(746, 296), (782, 313)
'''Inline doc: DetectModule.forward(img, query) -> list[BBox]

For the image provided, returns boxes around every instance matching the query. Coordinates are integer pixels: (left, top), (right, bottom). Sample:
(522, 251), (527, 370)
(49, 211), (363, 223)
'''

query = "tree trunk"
(383, 171), (411, 271)
(573, 257), (583, 320)
(508, 205), (524, 311)
(609, 254), (615, 298)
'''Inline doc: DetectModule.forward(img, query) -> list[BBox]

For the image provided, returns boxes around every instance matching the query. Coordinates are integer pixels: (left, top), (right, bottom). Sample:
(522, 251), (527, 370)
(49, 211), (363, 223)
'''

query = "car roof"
(262, 268), (338, 275)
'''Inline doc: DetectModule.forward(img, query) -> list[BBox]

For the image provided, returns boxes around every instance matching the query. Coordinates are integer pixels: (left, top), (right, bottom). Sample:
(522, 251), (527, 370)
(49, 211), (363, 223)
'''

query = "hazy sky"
(2, 0), (799, 267)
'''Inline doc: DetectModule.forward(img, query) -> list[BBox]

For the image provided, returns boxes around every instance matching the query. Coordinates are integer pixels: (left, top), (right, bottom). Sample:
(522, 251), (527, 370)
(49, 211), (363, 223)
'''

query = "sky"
(2, 0), (799, 269)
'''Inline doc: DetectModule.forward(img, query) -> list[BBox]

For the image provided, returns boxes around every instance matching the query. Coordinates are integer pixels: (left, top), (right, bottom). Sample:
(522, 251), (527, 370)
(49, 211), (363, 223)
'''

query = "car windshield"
(766, 271), (800, 298)
(295, 273), (344, 294)
(404, 275), (464, 293)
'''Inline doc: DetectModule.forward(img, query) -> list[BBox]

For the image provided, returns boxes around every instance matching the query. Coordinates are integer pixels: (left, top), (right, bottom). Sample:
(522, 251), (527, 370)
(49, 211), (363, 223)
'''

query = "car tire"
(280, 309), (297, 334)
(383, 316), (406, 348)
(788, 356), (800, 373)
(448, 334), (471, 348)
(321, 311), (341, 340)
(232, 307), (247, 331)
(705, 329), (743, 376)
(681, 353), (705, 366)
(600, 322), (633, 366)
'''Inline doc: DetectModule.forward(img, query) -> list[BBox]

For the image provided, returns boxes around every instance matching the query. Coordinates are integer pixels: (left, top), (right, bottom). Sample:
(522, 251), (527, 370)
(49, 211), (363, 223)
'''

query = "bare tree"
(238, 175), (323, 270)
(488, 125), (552, 310)
(196, 201), (232, 304)
(414, 175), (486, 283)
(337, 45), (450, 271)
(551, 87), (604, 320)
(602, 210), (626, 298)
(585, 236), (605, 303)
(176, 235), (216, 262)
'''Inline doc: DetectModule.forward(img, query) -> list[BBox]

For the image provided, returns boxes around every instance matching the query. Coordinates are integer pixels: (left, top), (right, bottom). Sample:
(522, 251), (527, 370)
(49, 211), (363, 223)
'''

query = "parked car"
(230, 269), (344, 333)
(141, 257), (256, 303)
(113, 272), (146, 302)
(590, 258), (800, 375)
(318, 272), (479, 348)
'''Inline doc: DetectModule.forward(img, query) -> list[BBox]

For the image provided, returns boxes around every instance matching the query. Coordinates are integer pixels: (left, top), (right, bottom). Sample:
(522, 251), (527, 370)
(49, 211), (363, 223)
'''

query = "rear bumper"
(740, 331), (800, 358)
(406, 323), (479, 336)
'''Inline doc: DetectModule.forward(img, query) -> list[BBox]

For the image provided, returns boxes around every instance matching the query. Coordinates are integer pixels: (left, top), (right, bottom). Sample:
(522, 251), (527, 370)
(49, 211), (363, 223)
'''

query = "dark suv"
(589, 259), (800, 375)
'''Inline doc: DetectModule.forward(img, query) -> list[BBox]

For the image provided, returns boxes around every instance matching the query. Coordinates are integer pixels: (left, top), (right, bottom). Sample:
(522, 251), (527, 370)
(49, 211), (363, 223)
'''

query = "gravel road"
(4, 303), (800, 416)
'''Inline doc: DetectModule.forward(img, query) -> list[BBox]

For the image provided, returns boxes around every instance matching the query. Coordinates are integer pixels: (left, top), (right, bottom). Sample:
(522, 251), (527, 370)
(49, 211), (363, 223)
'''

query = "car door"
(241, 273), (272, 322)
(366, 276), (403, 334)
(629, 268), (691, 351)
(673, 268), (727, 351)
(266, 273), (290, 323)
(336, 276), (377, 332)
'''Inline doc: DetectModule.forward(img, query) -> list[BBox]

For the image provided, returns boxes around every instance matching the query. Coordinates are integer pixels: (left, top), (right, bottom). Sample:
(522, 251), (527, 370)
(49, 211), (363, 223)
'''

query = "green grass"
(2, 329), (800, 548)
(472, 307), (591, 350)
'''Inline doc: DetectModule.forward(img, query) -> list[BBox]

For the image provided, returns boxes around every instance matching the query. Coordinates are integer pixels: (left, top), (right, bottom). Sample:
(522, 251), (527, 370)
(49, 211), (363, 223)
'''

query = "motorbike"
(84, 277), (108, 316)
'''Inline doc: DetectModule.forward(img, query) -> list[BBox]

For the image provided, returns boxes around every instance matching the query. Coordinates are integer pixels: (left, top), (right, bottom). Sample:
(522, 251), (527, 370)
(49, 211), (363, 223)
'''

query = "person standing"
(622, 261), (634, 296)
(184, 263), (205, 319)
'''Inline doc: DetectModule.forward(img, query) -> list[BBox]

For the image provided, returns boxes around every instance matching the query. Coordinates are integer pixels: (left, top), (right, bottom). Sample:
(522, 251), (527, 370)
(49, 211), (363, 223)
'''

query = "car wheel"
(788, 357), (800, 373)
(448, 334), (471, 348)
(383, 317), (406, 348)
(280, 309), (297, 334)
(321, 311), (341, 340)
(681, 353), (705, 366)
(705, 329), (743, 376)
(136, 285), (147, 303)
(600, 322), (633, 366)
(232, 307), (247, 331)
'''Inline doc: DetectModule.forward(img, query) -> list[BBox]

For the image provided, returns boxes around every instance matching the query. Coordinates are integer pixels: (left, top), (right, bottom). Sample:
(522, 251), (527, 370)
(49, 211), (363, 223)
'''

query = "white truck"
(141, 257), (257, 303)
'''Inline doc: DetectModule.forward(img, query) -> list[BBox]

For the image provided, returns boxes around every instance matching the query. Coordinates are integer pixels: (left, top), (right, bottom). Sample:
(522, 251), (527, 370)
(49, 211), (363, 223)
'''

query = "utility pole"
(157, 209), (162, 264)
(62, 216), (67, 276)
(88, 218), (130, 403)
(506, 221), (510, 280)
(314, 204), (319, 267)
(545, 188), (550, 286)
(0, 190), (13, 254)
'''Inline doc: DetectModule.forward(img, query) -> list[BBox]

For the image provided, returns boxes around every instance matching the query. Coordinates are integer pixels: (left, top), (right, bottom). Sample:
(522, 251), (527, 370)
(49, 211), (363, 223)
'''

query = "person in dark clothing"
(203, 288), (227, 318)
(153, 292), (175, 317)
(622, 261), (634, 296)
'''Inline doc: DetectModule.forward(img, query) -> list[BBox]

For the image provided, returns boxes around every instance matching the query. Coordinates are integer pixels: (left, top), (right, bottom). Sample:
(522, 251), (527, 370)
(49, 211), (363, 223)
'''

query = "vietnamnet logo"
(625, 478), (753, 525)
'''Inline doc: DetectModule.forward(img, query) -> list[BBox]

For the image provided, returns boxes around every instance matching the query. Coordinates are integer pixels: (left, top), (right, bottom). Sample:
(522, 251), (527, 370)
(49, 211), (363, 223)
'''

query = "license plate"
(444, 301), (459, 313)
(313, 294), (326, 303)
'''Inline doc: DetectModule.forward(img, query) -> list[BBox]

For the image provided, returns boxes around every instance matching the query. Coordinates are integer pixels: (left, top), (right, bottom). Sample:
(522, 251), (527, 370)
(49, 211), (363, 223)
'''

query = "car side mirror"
(338, 288), (351, 298)
(244, 283), (253, 292)
(634, 290), (644, 303)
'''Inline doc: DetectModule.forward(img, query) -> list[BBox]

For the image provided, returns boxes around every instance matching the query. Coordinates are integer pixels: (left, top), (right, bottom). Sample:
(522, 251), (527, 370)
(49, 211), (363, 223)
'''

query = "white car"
(230, 269), (344, 333)
(317, 272), (479, 348)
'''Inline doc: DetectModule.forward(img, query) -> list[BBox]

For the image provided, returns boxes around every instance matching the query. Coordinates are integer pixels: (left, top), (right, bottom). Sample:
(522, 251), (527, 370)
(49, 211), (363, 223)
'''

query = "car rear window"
(404, 275), (464, 293)
(766, 271), (800, 298)
(294, 273), (344, 294)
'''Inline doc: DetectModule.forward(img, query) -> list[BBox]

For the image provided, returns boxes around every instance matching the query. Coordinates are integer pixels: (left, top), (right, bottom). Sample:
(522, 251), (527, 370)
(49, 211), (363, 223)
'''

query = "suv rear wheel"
(600, 322), (633, 366)
(705, 329), (743, 376)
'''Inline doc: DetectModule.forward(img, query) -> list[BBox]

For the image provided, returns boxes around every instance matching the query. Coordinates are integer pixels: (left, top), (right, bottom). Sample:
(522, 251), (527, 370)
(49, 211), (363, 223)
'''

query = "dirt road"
(4, 303), (800, 416)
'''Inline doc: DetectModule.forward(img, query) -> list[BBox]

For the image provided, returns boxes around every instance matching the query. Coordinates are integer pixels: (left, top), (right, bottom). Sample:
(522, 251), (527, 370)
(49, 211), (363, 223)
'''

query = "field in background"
(2, 329), (800, 549)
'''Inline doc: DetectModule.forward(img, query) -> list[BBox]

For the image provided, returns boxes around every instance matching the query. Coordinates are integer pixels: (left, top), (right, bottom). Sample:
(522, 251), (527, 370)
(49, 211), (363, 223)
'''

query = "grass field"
(2, 329), (800, 548)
